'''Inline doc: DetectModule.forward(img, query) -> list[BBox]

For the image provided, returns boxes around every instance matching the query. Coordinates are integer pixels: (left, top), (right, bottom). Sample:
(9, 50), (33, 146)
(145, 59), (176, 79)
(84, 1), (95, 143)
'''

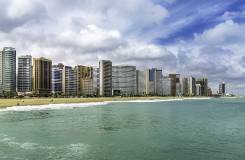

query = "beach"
(0, 97), (204, 108)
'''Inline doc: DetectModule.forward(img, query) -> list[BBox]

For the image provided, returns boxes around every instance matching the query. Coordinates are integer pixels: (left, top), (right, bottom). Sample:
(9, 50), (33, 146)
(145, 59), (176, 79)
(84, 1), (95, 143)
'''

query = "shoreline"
(0, 97), (213, 108)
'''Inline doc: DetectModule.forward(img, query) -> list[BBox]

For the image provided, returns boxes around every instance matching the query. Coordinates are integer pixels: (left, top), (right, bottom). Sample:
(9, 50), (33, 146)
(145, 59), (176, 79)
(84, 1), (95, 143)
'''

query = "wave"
(0, 98), (191, 112)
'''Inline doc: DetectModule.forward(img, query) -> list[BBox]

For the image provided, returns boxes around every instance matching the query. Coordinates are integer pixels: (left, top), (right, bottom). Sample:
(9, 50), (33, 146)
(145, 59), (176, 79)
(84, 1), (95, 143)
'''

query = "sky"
(0, 0), (245, 95)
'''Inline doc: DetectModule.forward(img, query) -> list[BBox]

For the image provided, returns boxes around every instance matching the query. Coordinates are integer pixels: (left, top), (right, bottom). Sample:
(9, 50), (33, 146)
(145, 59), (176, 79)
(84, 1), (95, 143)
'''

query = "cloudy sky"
(0, 0), (245, 95)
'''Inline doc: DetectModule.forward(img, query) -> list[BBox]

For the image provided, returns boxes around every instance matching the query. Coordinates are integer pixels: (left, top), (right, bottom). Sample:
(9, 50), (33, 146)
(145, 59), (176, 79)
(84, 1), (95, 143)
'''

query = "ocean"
(0, 98), (244, 160)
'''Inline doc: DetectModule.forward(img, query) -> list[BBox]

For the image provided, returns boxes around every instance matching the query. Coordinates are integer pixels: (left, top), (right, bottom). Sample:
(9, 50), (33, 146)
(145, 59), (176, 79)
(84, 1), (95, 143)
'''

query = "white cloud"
(194, 20), (245, 45)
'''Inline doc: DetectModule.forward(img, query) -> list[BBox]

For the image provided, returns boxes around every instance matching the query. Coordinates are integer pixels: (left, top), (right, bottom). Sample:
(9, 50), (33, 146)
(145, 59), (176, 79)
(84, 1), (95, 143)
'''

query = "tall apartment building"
(162, 76), (172, 96)
(136, 68), (163, 95)
(183, 77), (196, 96)
(188, 77), (196, 96)
(196, 78), (208, 96)
(169, 74), (180, 96)
(196, 84), (201, 96)
(62, 66), (77, 96)
(17, 55), (32, 93)
(99, 60), (112, 96)
(33, 57), (52, 96)
(182, 78), (188, 96)
(93, 67), (99, 94)
(82, 78), (94, 95)
(112, 65), (136, 96)
(219, 82), (225, 95)
(52, 64), (63, 93)
(0, 47), (16, 94)
(74, 65), (93, 94)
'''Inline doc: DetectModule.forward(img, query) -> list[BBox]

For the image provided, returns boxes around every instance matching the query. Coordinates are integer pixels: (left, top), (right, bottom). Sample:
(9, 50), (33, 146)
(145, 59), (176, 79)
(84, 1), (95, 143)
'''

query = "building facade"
(169, 74), (180, 96)
(162, 76), (172, 96)
(0, 47), (16, 94)
(74, 65), (93, 94)
(62, 66), (77, 96)
(99, 60), (112, 96)
(136, 68), (163, 95)
(82, 78), (94, 95)
(33, 57), (52, 96)
(182, 78), (188, 96)
(17, 55), (32, 93)
(93, 67), (99, 94)
(52, 67), (63, 93)
(196, 84), (201, 96)
(219, 82), (225, 95)
(112, 65), (136, 96)
(188, 77), (196, 96)
(196, 78), (208, 96)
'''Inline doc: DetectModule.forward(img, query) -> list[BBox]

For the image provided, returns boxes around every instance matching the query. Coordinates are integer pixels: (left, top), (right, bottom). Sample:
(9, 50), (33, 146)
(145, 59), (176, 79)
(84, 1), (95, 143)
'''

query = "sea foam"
(0, 98), (184, 112)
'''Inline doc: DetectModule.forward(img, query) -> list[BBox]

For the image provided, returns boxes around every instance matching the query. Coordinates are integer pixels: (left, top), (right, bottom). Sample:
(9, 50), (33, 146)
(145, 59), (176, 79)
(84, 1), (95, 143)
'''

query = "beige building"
(33, 57), (52, 96)
(74, 65), (93, 94)
(82, 78), (94, 95)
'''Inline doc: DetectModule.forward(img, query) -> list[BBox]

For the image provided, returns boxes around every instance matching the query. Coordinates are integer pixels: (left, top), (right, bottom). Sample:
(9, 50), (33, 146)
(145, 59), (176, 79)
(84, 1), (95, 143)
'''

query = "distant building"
(62, 66), (77, 96)
(99, 60), (112, 96)
(207, 87), (212, 96)
(188, 77), (196, 96)
(196, 84), (201, 96)
(136, 70), (147, 95)
(82, 78), (94, 95)
(112, 65), (136, 96)
(93, 67), (99, 94)
(0, 47), (16, 94)
(219, 82), (225, 95)
(196, 78), (208, 96)
(162, 76), (172, 96)
(33, 57), (52, 96)
(182, 78), (188, 96)
(17, 55), (32, 93)
(169, 74), (180, 96)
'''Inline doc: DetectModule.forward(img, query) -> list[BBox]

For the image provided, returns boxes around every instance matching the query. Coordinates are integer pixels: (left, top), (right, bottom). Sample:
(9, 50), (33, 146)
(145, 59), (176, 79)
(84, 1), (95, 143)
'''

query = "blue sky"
(0, 0), (245, 95)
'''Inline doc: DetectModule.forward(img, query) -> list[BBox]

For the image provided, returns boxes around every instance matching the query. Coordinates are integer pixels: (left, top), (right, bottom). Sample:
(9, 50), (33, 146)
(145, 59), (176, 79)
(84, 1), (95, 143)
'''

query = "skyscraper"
(169, 74), (180, 96)
(17, 55), (32, 93)
(162, 76), (172, 96)
(0, 47), (16, 94)
(182, 78), (188, 96)
(74, 65), (93, 94)
(52, 64), (63, 93)
(196, 78), (208, 96)
(112, 65), (136, 96)
(33, 57), (52, 96)
(219, 82), (225, 95)
(188, 77), (196, 96)
(99, 60), (112, 96)
(136, 68), (163, 95)
(62, 66), (77, 96)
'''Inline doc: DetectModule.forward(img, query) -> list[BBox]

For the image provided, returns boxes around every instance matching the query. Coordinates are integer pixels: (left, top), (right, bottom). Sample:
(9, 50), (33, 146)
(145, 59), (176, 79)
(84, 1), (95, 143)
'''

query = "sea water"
(0, 98), (244, 160)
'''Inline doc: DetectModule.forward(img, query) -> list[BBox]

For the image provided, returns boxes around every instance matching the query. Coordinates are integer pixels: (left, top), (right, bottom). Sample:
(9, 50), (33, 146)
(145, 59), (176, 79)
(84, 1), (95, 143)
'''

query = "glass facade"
(17, 55), (32, 92)
(112, 65), (136, 96)
(52, 68), (63, 92)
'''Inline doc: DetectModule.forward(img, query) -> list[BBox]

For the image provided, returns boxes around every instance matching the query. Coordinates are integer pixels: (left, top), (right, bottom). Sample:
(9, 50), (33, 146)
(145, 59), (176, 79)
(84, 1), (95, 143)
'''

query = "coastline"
(0, 97), (211, 108)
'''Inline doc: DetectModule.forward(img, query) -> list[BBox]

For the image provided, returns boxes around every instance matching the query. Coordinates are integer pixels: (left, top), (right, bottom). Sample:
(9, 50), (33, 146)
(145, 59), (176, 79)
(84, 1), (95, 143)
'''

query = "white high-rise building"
(0, 47), (16, 94)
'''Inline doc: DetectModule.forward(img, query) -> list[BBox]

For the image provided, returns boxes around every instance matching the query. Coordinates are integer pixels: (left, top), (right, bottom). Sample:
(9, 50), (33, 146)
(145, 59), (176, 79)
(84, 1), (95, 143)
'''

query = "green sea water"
(0, 98), (244, 160)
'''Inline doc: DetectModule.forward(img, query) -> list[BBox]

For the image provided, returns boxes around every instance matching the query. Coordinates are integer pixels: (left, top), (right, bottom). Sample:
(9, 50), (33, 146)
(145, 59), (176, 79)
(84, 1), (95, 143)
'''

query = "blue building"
(52, 67), (63, 93)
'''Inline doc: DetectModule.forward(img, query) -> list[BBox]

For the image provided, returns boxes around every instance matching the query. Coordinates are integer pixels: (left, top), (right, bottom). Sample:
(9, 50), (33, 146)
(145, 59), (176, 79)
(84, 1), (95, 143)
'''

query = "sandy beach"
(0, 97), (206, 108)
